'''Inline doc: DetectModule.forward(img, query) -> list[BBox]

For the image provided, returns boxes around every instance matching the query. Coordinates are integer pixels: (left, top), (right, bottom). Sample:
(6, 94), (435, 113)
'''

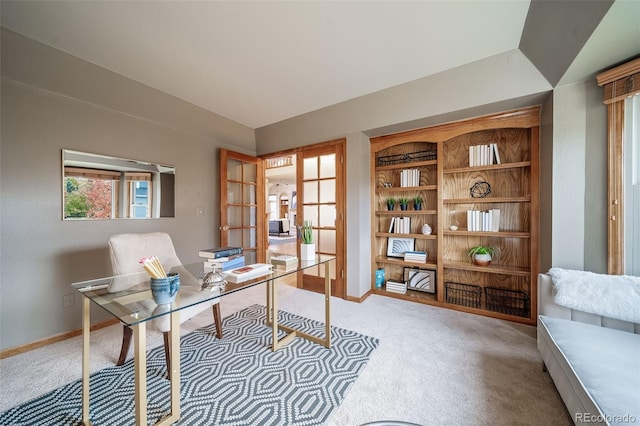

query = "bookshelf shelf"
(443, 161), (531, 174)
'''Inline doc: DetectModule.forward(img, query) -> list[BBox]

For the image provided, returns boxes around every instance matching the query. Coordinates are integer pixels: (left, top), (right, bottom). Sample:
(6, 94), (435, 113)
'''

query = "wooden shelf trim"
(377, 184), (437, 193)
(443, 196), (530, 204)
(443, 161), (531, 174)
(443, 230), (530, 238)
(375, 256), (437, 269)
(376, 232), (437, 239)
(377, 210), (437, 215)
(442, 260), (530, 276)
(376, 159), (437, 170)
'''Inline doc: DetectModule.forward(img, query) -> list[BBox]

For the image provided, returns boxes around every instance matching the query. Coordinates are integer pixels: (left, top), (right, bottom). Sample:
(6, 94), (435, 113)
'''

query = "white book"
(491, 208), (500, 232)
(388, 217), (395, 233)
(469, 146), (474, 167)
(493, 143), (501, 164)
(223, 263), (273, 283)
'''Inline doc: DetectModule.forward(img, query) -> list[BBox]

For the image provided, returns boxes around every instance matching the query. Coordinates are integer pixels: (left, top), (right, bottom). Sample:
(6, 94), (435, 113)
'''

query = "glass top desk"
(72, 254), (335, 426)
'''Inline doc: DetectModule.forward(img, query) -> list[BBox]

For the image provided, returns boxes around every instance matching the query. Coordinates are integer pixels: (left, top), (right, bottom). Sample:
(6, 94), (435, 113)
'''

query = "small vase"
(300, 243), (315, 261)
(400, 204), (408, 211)
(421, 224), (432, 235)
(387, 204), (395, 211)
(414, 203), (422, 210)
(473, 253), (492, 266)
(375, 268), (385, 289)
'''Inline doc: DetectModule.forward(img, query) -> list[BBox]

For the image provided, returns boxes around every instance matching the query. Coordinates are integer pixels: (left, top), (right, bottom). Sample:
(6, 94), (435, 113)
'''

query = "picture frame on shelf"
(387, 237), (415, 258)
(403, 267), (436, 293)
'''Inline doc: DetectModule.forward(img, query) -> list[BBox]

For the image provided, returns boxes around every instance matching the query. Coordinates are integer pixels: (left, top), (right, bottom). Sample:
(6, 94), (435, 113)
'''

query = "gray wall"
(0, 30), (256, 350)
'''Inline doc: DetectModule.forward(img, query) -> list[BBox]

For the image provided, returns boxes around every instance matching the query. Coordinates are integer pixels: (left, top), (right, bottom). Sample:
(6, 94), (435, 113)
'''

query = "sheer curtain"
(624, 93), (639, 275)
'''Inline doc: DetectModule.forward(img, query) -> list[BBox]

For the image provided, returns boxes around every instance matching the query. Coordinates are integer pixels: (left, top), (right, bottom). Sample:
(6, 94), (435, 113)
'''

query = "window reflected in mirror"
(62, 150), (175, 220)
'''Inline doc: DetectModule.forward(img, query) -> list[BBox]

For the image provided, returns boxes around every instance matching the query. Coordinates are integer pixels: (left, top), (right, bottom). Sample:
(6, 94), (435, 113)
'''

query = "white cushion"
(538, 315), (640, 425)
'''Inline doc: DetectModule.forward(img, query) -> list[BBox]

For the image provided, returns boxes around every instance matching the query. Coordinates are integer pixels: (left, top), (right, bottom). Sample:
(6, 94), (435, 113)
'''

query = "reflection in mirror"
(62, 150), (175, 220)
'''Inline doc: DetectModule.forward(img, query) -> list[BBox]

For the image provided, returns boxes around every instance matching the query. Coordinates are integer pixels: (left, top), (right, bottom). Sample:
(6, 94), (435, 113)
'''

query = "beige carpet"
(0, 282), (572, 425)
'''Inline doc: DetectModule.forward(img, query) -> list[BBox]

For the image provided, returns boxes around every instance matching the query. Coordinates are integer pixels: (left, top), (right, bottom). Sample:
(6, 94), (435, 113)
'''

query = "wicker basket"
(376, 150), (437, 166)
(445, 282), (482, 309)
(485, 287), (530, 318)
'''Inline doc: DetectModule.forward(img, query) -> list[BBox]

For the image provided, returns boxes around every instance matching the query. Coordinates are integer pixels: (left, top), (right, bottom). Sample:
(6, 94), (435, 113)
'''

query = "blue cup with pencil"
(140, 256), (180, 304)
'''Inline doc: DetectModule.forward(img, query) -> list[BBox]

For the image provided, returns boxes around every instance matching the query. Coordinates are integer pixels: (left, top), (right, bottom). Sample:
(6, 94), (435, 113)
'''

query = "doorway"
(263, 139), (346, 298)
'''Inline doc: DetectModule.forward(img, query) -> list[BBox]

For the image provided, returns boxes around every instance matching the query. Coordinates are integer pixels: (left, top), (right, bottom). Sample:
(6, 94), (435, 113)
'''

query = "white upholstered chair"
(108, 232), (222, 368)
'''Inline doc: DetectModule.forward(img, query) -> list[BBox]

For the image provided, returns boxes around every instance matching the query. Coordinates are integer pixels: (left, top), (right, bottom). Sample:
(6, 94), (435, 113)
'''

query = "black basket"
(376, 150), (437, 166)
(485, 287), (530, 318)
(445, 282), (481, 309)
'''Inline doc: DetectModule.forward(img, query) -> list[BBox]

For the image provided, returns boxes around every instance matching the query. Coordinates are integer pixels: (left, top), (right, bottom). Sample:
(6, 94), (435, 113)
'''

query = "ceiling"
(1, 1), (637, 130)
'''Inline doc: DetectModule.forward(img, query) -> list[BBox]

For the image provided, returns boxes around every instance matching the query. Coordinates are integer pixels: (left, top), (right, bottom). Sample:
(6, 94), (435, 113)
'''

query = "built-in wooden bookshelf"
(370, 107), (540, 325)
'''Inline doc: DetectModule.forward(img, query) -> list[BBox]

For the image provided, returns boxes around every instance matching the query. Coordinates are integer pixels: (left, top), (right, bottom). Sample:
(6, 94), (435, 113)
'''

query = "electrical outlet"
(196, 207), (204, 217)
(63, 294), (74, 308)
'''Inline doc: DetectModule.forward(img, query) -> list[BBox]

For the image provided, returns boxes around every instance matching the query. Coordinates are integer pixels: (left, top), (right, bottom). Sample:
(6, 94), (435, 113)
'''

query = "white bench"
(537, 273), (640, 426)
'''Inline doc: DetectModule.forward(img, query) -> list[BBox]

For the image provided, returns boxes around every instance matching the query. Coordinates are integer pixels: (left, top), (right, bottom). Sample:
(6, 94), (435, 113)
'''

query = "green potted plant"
(399, 197), (409, 211)
(468, 245), (497, 266)
(298, 220), (315, 260)
(386, 198), (396, 211)
(413, 196), (423, 210)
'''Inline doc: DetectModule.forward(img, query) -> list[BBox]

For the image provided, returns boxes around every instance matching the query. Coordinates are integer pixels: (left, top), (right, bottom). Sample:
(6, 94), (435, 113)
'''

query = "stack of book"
(466, 209), (500, 232)
(199, 246), (244, 271)
(204, 255), (245, 271)
(400, 169), (420, 187)
(404, 250), (427, 263)
(385, 280), (407, 294)
(199, 246), (243, 259)
(388, 217), (411, 234)
(469, 143), (501, 166)
(270, 254), (298, 270)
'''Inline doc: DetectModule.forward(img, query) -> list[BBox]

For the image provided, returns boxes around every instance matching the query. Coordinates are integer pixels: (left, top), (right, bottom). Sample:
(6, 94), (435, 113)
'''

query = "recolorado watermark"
(575, 413), (637, 423)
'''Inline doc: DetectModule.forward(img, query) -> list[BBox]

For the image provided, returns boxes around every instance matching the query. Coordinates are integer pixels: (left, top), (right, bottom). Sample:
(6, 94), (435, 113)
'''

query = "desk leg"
(133, 322), (147, 426)
(168, 310), (180, 420)
(324, 261), (331, 348)
(269, 262), (333, 351)
(268, 278), (279, 350)
(82, 297), (92, 426)
(266, 279), (273, 326)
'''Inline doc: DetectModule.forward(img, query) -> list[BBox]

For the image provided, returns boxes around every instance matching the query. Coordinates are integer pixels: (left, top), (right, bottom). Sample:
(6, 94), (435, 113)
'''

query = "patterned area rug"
(0, 305), (379, 426)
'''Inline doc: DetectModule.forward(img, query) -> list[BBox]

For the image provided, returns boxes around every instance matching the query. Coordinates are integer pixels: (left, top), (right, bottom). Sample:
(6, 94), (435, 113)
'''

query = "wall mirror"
(62, 149), (175, 220)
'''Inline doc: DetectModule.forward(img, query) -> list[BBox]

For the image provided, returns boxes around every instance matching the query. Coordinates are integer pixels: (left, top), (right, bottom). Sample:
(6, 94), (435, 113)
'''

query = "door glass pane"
(319, 205), (336, 227)
(243, 228), (256, 247)
(304, 205), (318, 228)
(319, 154), (335, 178)
(304, 181), (318, 203)
(227, 182), (242, 204)
(228, 229), (242, 246)
(228, 206), (242, 227)
(303, 157), (318, 179)
(244, 206), (256, 226)
(318, 229), (336, 253)
(319, 179), (335, 203)
(227, 159), (243, 181)
(243, 163), (257, 183)
(244, 250), (257, 265)
(244, 184), (256, 204)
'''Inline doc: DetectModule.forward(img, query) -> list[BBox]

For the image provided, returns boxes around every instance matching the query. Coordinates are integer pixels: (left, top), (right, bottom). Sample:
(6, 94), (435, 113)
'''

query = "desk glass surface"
(71, 254), (335, 327)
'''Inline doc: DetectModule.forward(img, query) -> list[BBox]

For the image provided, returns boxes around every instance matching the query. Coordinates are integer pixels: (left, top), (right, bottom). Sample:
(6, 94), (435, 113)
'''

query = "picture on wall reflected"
(291, 191), (297, 209)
